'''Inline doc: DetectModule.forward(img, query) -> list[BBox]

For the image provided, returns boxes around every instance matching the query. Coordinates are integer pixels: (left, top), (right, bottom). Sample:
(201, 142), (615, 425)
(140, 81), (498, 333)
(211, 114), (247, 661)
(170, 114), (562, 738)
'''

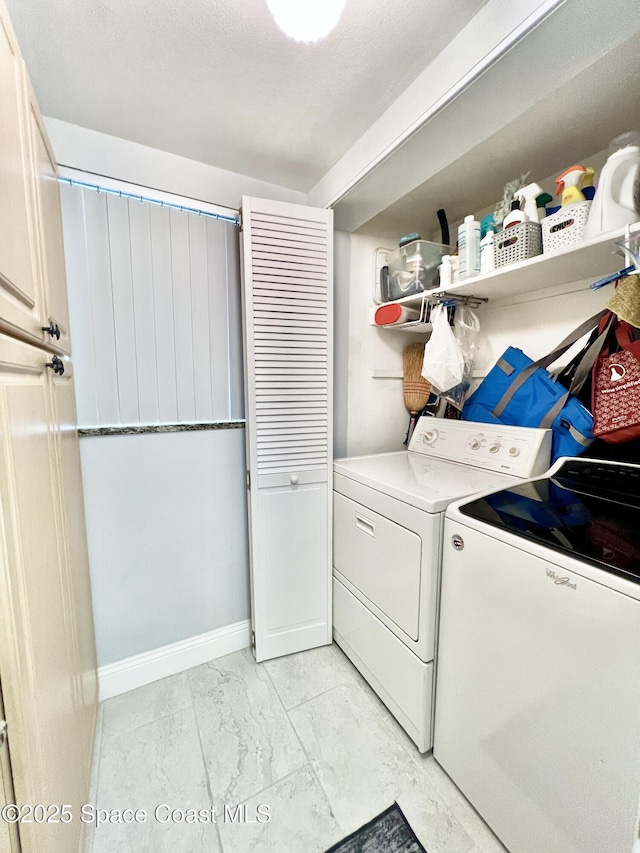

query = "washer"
(435, 456), (640, 853)
(332, 417), (551, 752)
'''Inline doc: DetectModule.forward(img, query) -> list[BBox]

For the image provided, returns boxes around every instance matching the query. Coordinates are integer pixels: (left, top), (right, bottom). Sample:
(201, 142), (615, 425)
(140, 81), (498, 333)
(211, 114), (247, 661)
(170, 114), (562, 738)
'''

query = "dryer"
(332, 417), (551, 752)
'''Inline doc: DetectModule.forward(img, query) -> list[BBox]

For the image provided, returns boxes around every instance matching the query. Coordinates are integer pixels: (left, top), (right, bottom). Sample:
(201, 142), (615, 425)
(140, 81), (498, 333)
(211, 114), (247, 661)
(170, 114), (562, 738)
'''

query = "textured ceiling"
(6, 0), (487, 191)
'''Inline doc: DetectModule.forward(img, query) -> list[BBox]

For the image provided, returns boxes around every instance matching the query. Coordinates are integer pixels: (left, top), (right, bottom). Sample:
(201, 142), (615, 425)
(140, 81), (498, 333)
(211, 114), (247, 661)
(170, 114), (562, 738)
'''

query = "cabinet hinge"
(246, 470), (251, 490)
(238, 211), (243, 231)
(251, 631), (256, 651)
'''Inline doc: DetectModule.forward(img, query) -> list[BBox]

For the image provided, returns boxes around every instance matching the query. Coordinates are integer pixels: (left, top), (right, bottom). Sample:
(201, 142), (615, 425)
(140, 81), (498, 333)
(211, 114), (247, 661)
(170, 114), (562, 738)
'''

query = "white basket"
(494, 221), (542, 268)
(541, 201), (591, 253)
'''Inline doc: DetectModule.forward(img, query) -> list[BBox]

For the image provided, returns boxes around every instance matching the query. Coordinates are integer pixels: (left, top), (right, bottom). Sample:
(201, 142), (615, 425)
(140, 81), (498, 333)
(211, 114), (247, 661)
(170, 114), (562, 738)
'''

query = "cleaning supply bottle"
(480, 213), (495, 239)
(457, 215), (480, 279)
(450, 254), (459, 283)
(518, 183), (544, 222)
(583, 132), (640, 238)
(439, 255), (452, 289)
(536, 192), (553, 219)
(480, 229), (495, 274)
(555, 165), (586, 206)
(503, 198), (527, 228)
(580, 167), (596, 201)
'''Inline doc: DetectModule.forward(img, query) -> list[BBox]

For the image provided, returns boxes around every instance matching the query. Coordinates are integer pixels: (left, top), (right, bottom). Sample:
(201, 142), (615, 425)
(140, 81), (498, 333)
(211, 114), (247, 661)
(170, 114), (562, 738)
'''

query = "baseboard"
(97, 619), (252, 700)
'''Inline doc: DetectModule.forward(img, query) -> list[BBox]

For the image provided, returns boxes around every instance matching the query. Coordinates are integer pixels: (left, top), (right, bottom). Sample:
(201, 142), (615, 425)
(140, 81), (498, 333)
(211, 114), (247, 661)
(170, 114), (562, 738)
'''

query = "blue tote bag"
(462, 311), (610, 462)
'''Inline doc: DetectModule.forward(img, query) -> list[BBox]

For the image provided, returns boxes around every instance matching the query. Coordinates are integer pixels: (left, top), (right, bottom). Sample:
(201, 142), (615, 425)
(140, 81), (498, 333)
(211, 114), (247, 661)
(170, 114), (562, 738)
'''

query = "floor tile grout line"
(185, 670), (225, 852)
(261, 656), (309, 759)
(262, 655), (349, 833)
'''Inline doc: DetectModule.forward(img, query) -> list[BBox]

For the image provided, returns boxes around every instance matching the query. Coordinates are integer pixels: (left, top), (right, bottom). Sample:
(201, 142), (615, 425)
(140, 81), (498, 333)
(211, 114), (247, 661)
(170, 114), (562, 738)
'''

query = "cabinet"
(0, 4), (71, 354)
(0, 11), (40, 343)
(0, 688), (19, 853)
(0, 3), (98, 852)
(0, 336), (90, 853)
(27, 80), (71, 354)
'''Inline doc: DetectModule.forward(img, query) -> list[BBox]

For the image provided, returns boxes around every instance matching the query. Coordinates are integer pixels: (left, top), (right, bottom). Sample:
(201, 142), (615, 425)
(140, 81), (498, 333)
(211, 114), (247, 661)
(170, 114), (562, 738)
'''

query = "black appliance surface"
(458, 459), (640, 583)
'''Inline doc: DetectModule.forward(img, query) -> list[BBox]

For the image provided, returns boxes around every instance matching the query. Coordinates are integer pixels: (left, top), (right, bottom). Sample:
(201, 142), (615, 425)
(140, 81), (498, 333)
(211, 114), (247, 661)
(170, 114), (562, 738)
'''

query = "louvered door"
(241, 197), (333, 662)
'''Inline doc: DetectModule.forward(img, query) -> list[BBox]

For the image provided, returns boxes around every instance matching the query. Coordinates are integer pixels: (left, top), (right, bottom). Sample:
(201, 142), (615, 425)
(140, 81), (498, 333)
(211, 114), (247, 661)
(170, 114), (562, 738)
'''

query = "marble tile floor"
(86, 644), (508, 853)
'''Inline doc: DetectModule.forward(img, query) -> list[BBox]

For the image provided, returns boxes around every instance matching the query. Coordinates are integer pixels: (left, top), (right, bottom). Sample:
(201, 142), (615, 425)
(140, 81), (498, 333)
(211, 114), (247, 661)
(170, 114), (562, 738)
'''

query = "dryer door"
(333, 492), (422, 639)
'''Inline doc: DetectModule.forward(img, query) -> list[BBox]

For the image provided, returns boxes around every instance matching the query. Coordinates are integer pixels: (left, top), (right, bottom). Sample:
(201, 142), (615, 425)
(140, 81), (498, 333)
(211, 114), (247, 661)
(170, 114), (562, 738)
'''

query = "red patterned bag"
(592, 312), (640, 443)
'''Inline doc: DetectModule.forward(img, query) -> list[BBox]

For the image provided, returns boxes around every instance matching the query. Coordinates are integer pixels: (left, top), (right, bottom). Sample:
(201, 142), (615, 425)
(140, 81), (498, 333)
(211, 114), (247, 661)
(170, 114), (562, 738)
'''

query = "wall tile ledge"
(79, 420), (245, 437)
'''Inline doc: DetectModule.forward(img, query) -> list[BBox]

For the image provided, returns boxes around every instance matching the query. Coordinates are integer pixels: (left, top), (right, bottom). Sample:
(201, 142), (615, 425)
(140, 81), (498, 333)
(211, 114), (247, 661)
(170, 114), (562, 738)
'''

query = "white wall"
(46, 117), (306, 210)
(344, 234), (414, 456)
(80, 429), (249, 667)
(333, 231), (351, 458)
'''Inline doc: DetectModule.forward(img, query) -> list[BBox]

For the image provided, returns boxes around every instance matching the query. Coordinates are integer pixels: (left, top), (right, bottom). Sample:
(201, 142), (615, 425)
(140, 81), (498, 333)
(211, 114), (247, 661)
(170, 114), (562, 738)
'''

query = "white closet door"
(241, 196), (333, 662)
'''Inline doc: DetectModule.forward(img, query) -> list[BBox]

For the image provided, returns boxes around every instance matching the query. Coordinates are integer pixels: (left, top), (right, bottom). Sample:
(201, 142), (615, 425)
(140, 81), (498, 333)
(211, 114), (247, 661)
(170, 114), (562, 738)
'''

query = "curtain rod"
(58, 176), (240, 225)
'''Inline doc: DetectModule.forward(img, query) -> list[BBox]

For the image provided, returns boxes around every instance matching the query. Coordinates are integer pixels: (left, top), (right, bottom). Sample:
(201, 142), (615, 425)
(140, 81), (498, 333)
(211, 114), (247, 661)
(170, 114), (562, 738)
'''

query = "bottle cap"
(510, 199), (521, 211)
(464, 215), (474, 222)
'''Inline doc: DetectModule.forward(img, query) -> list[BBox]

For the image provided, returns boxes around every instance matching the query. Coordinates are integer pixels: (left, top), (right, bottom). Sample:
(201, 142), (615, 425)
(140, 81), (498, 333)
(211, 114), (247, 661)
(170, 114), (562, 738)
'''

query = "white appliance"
(332, 417), (551, 752)
(434, 457), (640, 853)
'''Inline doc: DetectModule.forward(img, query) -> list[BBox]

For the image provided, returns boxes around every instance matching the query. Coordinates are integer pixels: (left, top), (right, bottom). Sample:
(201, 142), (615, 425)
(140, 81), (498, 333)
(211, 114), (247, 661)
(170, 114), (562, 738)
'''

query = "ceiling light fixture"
(266, 0), (346, 43)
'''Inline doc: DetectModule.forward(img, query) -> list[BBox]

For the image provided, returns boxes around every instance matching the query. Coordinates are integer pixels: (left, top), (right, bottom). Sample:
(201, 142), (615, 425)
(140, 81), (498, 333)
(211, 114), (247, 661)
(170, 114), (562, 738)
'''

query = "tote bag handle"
(492, 309), (610, 419)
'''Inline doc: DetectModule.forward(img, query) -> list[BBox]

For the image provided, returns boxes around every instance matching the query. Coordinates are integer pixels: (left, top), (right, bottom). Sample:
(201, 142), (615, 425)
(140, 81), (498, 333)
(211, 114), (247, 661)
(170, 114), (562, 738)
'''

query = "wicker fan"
(403, 343), (431, 443)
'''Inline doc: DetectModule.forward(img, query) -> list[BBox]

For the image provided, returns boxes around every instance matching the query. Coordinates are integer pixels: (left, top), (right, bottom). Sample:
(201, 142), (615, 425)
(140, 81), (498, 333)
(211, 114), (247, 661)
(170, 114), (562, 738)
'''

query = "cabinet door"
(0, 686), (20, 853)
(0, 335), (85, 853)
(49, 361), (98, 779)
(0, 12), (41, 342)
(241, 196), (333, 662)
(27, 83), (71, 355)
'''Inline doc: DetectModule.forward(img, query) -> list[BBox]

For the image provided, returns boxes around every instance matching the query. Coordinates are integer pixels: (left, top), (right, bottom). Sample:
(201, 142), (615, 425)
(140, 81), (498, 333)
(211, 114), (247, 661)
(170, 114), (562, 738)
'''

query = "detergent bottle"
(583, 132), (640, 239)
(555, 165), (586, 206)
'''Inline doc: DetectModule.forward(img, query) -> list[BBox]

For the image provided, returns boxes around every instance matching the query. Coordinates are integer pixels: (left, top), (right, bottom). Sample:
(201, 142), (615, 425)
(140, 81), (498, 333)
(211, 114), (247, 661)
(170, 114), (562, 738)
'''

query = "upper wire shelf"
(377, 290), (488, 333)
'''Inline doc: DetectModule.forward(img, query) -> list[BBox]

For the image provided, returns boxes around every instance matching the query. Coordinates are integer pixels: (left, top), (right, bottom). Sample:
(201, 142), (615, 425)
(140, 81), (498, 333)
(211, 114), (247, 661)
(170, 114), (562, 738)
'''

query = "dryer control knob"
(509, 447), (520, 457)
(470, 439), (481, 451)
(489, 443), (501, 454)
(422, 429), (438, 445)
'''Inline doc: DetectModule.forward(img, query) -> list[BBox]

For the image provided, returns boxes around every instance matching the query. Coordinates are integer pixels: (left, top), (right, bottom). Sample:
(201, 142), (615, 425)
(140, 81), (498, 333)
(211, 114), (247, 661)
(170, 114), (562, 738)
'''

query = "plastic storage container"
(541, 201), (591, 253)
(494, 221), (542, 268)
(384, 239), (449, 300)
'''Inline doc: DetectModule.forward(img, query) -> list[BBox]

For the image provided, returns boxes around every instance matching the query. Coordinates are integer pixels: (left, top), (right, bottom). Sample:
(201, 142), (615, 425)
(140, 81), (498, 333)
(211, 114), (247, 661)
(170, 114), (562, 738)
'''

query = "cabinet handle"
(45, 356), (65, 376)
(290, 475), (299, 485)
(42, 323), (61, 340)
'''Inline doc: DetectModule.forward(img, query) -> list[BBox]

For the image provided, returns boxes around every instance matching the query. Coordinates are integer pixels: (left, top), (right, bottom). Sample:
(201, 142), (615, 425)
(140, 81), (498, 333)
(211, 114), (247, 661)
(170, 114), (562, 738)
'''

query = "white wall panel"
(61, 182), (242, 427)
(80, 429), (250, 666)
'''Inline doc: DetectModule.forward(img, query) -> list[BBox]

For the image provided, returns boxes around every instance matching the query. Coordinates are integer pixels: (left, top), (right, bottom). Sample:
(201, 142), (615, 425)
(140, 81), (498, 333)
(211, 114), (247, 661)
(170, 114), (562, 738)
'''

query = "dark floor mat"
(324, 802), (427, 852)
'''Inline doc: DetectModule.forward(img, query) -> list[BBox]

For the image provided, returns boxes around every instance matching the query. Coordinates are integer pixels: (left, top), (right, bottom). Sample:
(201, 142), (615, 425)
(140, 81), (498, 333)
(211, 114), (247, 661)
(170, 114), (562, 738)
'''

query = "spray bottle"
(518, 183), (544, 223)
(555, 165), (586, 206)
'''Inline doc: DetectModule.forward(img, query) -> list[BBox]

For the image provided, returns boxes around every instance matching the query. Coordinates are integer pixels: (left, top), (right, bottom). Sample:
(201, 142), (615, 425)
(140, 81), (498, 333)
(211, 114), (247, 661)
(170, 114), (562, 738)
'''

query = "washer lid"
(457, 459), (640, 584)
(333, 451), (517, 513)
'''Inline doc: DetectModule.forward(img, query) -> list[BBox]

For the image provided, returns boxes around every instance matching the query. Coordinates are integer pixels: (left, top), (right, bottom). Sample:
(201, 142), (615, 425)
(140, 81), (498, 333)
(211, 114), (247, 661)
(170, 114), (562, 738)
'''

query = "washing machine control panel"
(408, 418), (552, 478)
